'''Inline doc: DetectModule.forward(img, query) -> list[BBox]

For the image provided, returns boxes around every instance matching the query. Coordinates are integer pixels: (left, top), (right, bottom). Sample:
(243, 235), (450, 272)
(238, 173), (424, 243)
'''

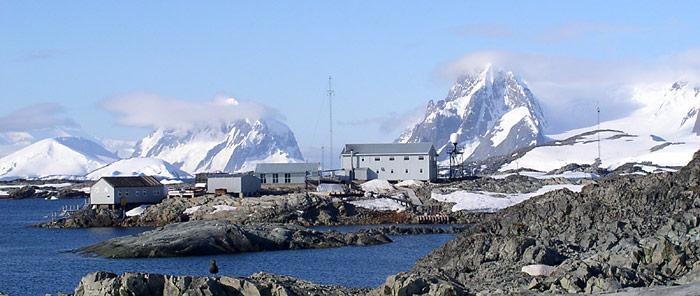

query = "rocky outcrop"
(39, 193), (418, 228)
(74, 271), (367, 296)
(78, 220), (391, 258)
(372, 149), (700, 294)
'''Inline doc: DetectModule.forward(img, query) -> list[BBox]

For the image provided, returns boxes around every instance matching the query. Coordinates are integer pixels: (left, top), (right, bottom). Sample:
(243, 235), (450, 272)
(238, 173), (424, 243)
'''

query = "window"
(272, 173), (279, 184)
(404, 156), (410, 160)
(405, 169), (409, 174)
(143, 190), (147, 196)
(135, 191), (140, 197)
(374, 157), (380, 161)
(361, 158), (365, 162)
(390, 169), (394, 174)
(389, 157), (395, 161)
(418, 156), (425, 160)
(284, 173), (291, 183)
(420, 169), (423, 173)
(260, 174), (267, 184)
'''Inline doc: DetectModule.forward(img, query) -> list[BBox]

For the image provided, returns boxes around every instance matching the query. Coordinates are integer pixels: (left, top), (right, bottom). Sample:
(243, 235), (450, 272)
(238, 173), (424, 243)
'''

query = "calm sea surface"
(0, 198), (454, 295)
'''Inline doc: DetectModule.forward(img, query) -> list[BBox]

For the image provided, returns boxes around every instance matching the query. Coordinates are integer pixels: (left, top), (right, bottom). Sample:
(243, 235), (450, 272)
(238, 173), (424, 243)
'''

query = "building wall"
(341, 153), (437, 181)
(90, 179), (116, 205)
(257, 172), (317, 185)
(207, 176), (261, 195)
(114, 186), (165, 204)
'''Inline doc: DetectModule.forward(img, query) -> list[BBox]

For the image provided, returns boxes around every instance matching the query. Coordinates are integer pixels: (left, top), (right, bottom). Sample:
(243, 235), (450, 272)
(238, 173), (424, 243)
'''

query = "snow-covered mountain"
(0, 137), (119, 180)
(132, 118), (304, 173)
(397, 65), (546, 161)
(85, 157), (192, 180)
(497, 81), (700, 172)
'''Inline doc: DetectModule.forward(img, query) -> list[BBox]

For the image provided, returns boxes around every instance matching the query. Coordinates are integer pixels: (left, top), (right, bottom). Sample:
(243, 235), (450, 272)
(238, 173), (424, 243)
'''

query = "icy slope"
(86, 157), (192, 180)
(397, 65), (545, 161)
(499, 81), (700, 172)
(0, 137), (118, 180)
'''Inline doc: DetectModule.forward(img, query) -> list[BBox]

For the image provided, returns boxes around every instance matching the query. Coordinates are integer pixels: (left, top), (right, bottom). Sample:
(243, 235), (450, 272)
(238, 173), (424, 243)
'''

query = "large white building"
(340, 143), (438, 182)
(90, 176), (166, 207)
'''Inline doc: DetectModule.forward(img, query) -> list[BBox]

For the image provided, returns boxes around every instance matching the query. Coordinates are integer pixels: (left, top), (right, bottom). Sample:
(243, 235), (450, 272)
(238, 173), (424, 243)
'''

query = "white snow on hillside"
(85, 157), (192, 180)
(431, 184), (584, 212)
(0, 137), (118, 180)
(499, 81), (700, 172)
(132, 118), (304, 173)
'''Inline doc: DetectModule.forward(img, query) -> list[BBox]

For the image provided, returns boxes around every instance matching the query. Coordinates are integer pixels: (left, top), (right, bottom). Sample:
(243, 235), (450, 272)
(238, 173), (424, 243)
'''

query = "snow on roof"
(341, 143), (435, 155)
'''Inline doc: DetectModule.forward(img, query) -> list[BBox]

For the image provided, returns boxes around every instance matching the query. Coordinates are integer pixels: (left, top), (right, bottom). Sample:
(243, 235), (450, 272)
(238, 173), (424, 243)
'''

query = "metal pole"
(328, 76), (334, 171)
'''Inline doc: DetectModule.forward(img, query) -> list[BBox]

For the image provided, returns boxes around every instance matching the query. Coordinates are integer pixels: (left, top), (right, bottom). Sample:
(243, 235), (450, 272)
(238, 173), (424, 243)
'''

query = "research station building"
(254, 162), (320, 185)
(90, 176), (166, 207)
(340, 143), (438, 182)
(206, 174), (261, 196)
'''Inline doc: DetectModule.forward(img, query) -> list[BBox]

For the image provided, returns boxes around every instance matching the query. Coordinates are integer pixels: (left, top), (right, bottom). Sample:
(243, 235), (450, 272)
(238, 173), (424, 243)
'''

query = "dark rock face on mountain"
(74, 271), (367, 296)
(397, 65), (546, 161)
(78, 220), (392, 258)
(372, 149), (700, 294)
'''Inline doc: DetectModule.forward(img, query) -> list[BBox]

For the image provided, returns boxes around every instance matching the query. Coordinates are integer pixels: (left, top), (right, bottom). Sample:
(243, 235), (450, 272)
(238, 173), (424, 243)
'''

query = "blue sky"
(1, 1), (700, 161)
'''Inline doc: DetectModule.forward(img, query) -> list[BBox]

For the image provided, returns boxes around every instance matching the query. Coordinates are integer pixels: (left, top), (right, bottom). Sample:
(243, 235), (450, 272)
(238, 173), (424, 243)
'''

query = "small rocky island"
(78, 220), (392, 258)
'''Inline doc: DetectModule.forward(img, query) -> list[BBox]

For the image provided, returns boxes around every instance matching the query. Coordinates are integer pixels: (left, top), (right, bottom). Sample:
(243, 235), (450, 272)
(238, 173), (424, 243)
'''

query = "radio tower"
(596, 103), (601, 163)
(327, 76), (334, 170)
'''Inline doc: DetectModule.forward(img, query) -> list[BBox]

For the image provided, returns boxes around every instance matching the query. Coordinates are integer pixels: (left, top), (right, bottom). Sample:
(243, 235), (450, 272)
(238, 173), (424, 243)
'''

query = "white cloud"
(338, 103), (426, 134)
(438, 49), (700, 133)
(101, 93), (282, 130)
(0, 103), (78, 133)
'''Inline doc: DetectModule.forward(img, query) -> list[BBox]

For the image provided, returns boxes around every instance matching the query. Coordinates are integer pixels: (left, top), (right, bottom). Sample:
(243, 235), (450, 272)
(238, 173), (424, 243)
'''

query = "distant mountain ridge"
(0, 137), (119, 180)
(397, 65), (546, 161)
(132, 118), (304, 173)
(492, 80), (700, 172)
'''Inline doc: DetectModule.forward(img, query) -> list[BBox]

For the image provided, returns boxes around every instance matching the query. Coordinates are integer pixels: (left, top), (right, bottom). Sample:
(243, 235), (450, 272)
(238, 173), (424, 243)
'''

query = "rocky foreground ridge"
(373, 149), (700, 294)
(78, 221), (391, 258)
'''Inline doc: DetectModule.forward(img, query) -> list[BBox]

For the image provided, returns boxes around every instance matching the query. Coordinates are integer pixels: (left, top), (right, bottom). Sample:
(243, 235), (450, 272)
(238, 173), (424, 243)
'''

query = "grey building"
(254, 163), (320, 185)
(90, 176), (166, 207)
(206, 174), (261, 196)
(340, 143), (438, 182)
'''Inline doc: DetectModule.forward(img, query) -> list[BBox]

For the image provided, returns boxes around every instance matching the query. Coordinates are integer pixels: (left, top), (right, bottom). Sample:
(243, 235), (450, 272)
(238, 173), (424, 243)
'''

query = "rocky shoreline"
(78, 221), (392, 258)
(73, 271), (367, 296)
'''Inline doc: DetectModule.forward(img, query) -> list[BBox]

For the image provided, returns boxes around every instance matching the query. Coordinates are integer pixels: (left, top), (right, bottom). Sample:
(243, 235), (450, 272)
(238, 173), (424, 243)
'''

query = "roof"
(341, 143), (435, 155)
(101, 176), (162, 188)
(254, 162), (320, 174)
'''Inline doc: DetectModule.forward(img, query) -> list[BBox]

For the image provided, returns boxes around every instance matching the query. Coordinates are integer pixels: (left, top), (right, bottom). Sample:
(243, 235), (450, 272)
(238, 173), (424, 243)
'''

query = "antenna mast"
(328, 76), (334, 170)
(596, 103), (601, 163)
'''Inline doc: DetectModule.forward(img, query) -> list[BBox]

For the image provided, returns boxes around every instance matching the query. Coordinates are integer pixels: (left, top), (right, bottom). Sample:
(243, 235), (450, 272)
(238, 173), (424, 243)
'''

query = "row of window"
(117, 189), (160, 197)
(260, 173), (292, 184)
(375, 168), (424, 175)
(361, 156), (425, 162)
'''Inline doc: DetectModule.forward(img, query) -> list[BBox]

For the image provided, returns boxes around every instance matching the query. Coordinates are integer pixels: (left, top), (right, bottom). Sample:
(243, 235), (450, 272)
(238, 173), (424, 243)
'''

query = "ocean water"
(0, 199), (454, 295)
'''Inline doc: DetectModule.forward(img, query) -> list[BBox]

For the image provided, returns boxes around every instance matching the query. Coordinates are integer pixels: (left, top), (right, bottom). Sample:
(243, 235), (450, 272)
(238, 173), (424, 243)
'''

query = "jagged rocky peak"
(132, 118), (304, 174)
(397, 64), (546, 161)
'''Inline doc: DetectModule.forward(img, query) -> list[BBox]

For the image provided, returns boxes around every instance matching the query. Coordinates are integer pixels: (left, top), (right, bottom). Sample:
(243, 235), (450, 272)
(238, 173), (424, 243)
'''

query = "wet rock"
(78, 220), (392, 258)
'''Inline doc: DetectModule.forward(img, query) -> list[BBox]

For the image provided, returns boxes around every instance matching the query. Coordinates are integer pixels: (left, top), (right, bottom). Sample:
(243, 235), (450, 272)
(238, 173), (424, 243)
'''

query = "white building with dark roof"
(90, 176), (166, 207)
(254, 162), (320, 185)
(340, 143), (437, 182)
